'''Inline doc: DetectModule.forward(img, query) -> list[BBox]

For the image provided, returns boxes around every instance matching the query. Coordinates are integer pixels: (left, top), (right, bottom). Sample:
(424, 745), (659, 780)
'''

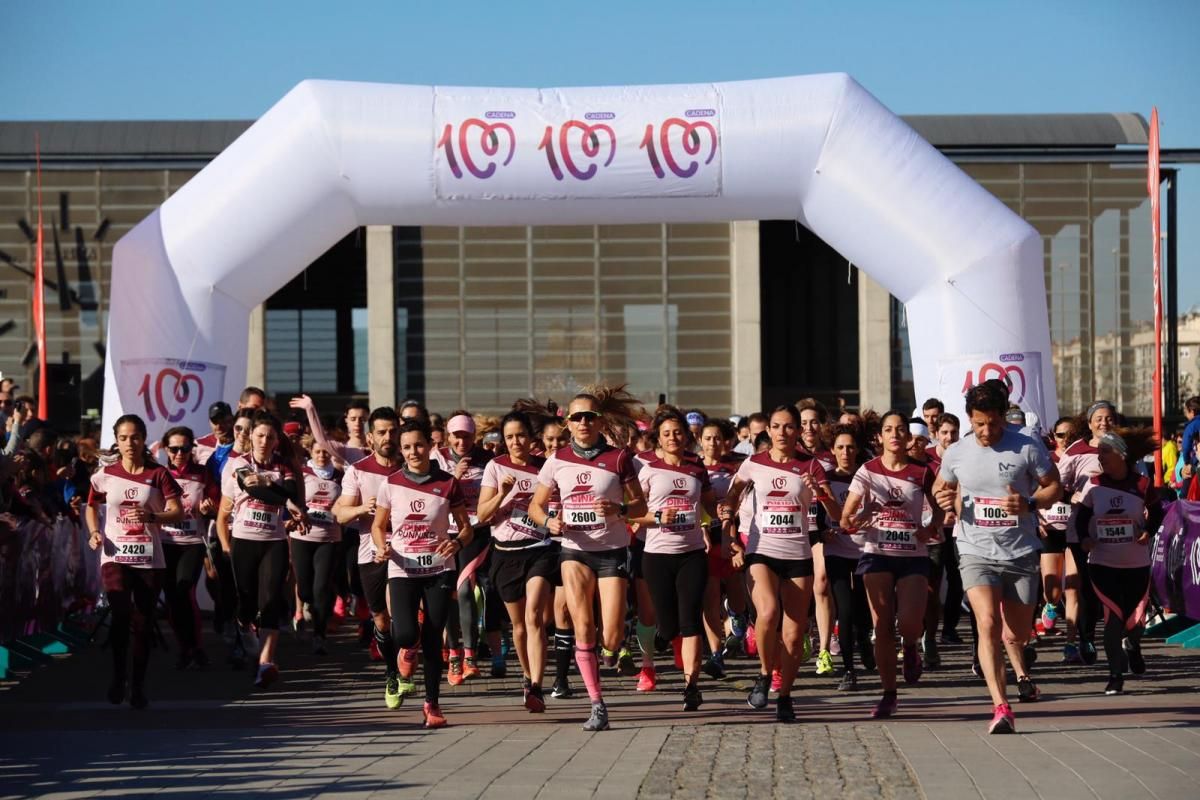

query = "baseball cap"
(208, 401), (233, 421)
(447, 414), (476, 434)
(283, 421), (303, 436)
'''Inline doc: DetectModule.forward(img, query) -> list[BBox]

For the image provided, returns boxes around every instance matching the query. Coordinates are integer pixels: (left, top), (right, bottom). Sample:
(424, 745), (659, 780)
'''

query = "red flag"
(1149, 108), (1162, 486)
(33, 134), (48, 421)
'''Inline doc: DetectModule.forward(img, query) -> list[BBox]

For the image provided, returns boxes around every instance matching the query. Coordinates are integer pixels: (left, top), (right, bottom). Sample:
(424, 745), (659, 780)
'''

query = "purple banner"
(1151, 500), (1200, 620)
(0, 515), (98, 642)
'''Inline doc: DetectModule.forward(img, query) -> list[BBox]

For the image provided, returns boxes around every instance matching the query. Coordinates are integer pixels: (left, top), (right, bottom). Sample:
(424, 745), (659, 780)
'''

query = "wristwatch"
(618, 502), (629, 517)
(653, 510), (663, 525)
(1025, 496), (1037, 512)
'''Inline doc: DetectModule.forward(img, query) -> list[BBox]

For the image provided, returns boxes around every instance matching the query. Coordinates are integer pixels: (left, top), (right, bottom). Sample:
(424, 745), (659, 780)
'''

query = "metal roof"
(0, 113), (1152, 164)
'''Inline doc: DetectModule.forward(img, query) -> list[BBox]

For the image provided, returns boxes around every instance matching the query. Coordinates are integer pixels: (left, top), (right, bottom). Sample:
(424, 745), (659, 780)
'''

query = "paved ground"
(0, 613), (1197, 799)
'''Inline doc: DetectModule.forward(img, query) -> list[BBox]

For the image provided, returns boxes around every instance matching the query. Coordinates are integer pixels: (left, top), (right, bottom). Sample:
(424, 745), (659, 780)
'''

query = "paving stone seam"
(1009, 725), (1101, 800)
(1057, 728), (1162, 799)
(921, 724), (987, 800)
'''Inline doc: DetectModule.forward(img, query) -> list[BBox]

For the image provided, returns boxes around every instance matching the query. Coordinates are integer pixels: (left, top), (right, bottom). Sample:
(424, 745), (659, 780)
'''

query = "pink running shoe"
(333, 596), (347, 619)
(988, 703), (1016, 734)
(871, 693), (898, 718)
(746, 625), (758, 658)
(770, 669), (783, 693)
(636, 666), (657, 692)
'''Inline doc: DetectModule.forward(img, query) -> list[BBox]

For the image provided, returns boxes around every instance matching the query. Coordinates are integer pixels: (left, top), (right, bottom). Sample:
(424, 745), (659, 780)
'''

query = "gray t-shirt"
(939, 428), (1053, 560)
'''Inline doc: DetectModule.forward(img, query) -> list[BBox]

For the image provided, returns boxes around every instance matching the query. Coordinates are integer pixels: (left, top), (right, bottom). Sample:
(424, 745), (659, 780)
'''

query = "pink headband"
(447, 414), (476, 434)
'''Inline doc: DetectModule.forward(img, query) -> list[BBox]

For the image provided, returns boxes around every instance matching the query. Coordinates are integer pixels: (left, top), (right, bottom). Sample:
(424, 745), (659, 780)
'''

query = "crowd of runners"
(87, 379), (1179, 734)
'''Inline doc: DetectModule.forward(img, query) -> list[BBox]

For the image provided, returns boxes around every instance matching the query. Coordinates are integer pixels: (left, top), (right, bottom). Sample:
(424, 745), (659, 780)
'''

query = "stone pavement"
(0, 614), (1197, 799)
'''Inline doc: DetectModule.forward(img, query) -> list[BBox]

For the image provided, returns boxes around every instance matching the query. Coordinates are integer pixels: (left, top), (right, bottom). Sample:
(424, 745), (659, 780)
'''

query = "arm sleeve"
(1074, 482), (1095, 540)
(1030, 439), (1054, 479)
(155, 467), (182, 501)
(938, 448), (957, 484)
(480, 460), (499, 490)
(375, 480), (392, 509)
(848, 465), (871, 502)
(448, 478), (466, 509)
(617, 449), (637, 484)
(536, 457), (557, 488)
(88, 470), (106, 505)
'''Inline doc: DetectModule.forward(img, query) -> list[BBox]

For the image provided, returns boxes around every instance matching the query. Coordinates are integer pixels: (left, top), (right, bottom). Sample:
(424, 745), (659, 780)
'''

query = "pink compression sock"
(574, 645), (603, 703)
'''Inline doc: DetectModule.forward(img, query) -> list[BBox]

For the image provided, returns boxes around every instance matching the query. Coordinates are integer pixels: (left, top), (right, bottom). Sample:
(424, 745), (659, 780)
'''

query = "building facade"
(0, 114), (1190, 428)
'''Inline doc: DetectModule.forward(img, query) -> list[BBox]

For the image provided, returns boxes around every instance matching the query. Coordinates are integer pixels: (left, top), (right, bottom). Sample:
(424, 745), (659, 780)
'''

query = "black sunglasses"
(1053, 432), (1070, 439)
(567, 411), (600, 423)
(167, 445), (193, 454)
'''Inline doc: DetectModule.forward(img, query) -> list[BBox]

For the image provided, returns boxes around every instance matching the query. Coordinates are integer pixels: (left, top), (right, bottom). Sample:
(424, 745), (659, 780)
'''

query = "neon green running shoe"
(397, 675), (416, 698)
(815, 649), (835, 676)
(617, 647), (638, 676)
(801, 634), (812, 663)
(384, 675), (403, 709)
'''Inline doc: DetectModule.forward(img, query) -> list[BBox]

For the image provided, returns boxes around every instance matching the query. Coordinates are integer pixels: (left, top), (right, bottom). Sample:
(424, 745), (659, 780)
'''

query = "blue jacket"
(1183, 416), (1200, 469)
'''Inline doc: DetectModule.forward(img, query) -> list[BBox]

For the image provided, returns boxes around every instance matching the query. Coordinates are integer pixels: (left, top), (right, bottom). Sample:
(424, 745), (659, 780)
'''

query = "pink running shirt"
(89, 463), (182, 570)
(537, 444), (637, 552)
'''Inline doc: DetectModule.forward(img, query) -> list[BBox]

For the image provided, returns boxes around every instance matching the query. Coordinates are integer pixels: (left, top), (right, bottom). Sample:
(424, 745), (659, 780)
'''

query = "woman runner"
(1074, 429), (1163, 695)
(372, 419), (473, 728)
(698, 419), (744, 680)
(628, 407), (718, 710)
(798, 400), (837, 678)
(292, 439), (342, 655)
(528, 385), (648, 731)
(841, 411), (943, 718)
(477, 411), (559, 712)
(822, 424), (875, 690)
(216, 412), (306, 688)
(1038, 417), (1079, 637)
(160, 425), (219, 670)
(719, 404), (840, 722)
(87, 414), (184, 708)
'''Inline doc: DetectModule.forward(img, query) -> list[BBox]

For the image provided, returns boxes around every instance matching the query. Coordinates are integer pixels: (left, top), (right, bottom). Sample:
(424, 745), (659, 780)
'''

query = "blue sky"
(5, 0), (1198, 310)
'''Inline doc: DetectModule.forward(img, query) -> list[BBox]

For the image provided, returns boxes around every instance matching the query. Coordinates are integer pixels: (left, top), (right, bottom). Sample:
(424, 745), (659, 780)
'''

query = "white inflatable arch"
(103, 73), (1055, 441)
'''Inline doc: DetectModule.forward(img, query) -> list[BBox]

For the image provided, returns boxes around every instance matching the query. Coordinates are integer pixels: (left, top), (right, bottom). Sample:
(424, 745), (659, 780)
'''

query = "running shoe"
(399, 647), (418, 679)
(1016, 676), (1040, 703)
(837, 670), (858, 692)
(583, 701), (610, 732)
(745, 625), (758, 658)
(129, 686), (149, 710)
(1080, 641), (1098, 666)
(1033, 620), (1046, 639)
(747, 674), (770, 709)
(683, 682), (703, 712)
(616, 647), (638, 676)
(447, 657), (464, 686)
(107, 677), (126, 705)
(722, 632), (745, 659)
(770, 669), (783, 693)
(636, 665), (657, 692)
(311, 636), (328, 656)
(871, 693), (898, 719)
(1104, 675), (1124, 696)
(922, 636), (941, 670)
(1040, 602), (1059, 631)
(702, 652), (726, 680)
(940, 629), (963, 645)
(1062, 643), (1082, 664)
(801, 634), (812, 663)
(775, 694), (796, 723)
(333, 596), (347, 619)
(490, 655), (507, 678)
(971, 658), (982, 678)
(1123, 640), (1145, 675)
(302, 601), (314, 625)
(525, 684), (546, 713)
(902, 643), (922, 685)
(551, 678), (573, 699)
(397, 675), (416, 698)
(254, 663), (279, 689)
(368, 638), (383, 662)
(462, 656), (481, 681)
(292, 611), (305, 635)
(829, 623), (841, 656)
(385, 676), (402, 709)
(422, 702), (447, 729)
(815, 649), (835, 676)
(988, 703), (1016, 734)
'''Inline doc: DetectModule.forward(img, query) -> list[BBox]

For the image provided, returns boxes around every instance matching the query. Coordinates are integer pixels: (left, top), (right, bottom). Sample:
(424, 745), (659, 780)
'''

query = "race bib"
(564, 503), (604, 532)
(759, 504), (802, 535)
(807, 504), (820, 529)
(509, 507), (549, 539)
(660, 505), (698, 533)
(1044, 502), (1071, 526)
(974, 497), (1017, 528)
(307, 508), (335, 525)
(244, 501), (280, 531)
(1095, 515), (1135, 545)
(113, 533), (155, 566)
(876, 509), (917, 552)
(399, 539), (447, 573)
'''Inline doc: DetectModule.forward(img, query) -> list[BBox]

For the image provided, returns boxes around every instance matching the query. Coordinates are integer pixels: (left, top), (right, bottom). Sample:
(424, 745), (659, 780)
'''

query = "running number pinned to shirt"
(244, 500), (279, 532)
(509, 508), (550, 539)
(399, 539), (447, 574)
(759, 503), (802, 535)
(973, 496), (1017, 528)
(1044, 502), (1071, 526)
(876, 508), (918, 552)
(563, 500), (604, 533)
(1095, 515), (1135, 544)
(113, 533), (155, 566)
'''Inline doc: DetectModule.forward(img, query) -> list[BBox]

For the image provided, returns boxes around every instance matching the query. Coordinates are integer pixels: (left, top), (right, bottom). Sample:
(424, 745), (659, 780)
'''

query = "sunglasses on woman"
(567, 411), (600, 423)
(167, 445), (193, 454)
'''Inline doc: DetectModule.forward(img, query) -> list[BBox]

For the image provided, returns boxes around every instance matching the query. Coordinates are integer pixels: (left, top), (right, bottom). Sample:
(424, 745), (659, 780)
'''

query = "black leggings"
(291, 538), (338, 638)
(641, 548), (707, 639)
(205, 542), (238, 634)
(447, 526), (492, 652)
(231, 538), (289, 631)
(390, 572), (455, 704)
(1090, 564), (1150, 676)
(1068, 542), (1100, 645)
(337, 530), (365, 599)
(102, 564), (161, 689)
(162, 542), (205, 652)
(941, 538), (964, 635)
(825, 554), (872, 673)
